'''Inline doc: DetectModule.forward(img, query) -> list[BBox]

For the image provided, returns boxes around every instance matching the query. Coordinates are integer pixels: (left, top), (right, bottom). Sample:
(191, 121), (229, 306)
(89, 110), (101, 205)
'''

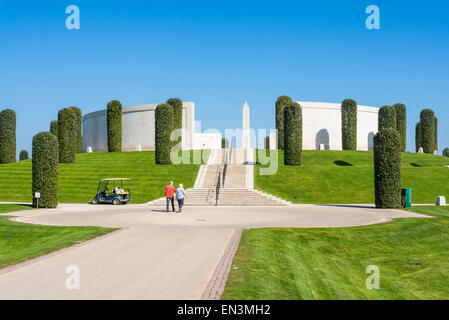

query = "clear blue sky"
(0, 0), (448, 155)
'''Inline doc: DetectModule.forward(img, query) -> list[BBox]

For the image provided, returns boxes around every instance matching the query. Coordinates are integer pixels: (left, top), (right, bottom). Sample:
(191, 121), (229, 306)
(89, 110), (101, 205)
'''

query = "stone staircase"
(146, 147), (291, 207)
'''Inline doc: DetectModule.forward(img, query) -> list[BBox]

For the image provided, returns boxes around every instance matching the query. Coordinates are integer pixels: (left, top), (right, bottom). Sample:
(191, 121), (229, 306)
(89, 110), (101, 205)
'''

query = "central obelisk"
(242, 101), (250, 150)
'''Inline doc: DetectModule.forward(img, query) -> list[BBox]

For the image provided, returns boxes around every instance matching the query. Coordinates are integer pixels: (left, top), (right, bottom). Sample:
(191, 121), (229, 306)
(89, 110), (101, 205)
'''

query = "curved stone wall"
(82, 102), (195, 152)
(297, 101), (379, 151)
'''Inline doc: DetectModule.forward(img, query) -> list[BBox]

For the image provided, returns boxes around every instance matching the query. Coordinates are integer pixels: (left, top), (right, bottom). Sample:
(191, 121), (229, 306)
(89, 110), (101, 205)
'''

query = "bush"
(32, 132), (59, 208)
(393, 103), (407, 152)
(19, 150), (29, 161)
(264, 136), (270, 150)
(283, 102), (302, 166)
(222, 138), (229, 149)
(373, 128), (402, 208)
(58, 107), (76, 163)
(378, 105), (396, 131)
(70, 106), (82, 153)
(0, 109), (16, 163)
(50, 120), (58, 137)
(434, 116), (438, 152)
(166, 98), (183, 146)
(155, 103), (174, 164)
(443, 148), (449, 157)
(275, 96), (292, 150)
(415, 122), (422, 152)
(107, 100), (122, 152)
(420, 109), (435, 154)
(341, 99), (357, 150)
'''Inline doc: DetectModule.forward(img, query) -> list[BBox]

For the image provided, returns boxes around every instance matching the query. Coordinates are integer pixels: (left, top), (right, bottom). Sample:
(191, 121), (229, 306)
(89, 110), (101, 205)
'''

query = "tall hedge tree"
(420, 109), (435, 154)
(275, 96), (292, 150)
(32, 132), (59, 208)
(50, 120), (58, 137)
(378, 105), (396, 131)
(373, 128), (402, 208)
(19, 150), (29, 161)
(264, 136), (270, 150)
(166, 98), (183, 146)
(393, 103), (407, 152)
(222, 138), (229, 149)
(443, 148), (449, 157)
(283, 102), (302, 166)
(58, 107), (77, 163)
(107, 100), (122, 152)
(434, 116), (438, 153)
(341, 99), (357, 150)
(0, 109), (16, 163)
(155, 103), (174, 164)
(415, 122), (422, 152)
(70, 106), (82, 153)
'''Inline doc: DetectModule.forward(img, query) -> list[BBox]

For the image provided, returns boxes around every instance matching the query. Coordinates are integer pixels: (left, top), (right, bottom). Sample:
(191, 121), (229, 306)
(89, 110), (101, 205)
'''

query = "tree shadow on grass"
(334, 160), (354, 167)
(410, 163), (423, 167)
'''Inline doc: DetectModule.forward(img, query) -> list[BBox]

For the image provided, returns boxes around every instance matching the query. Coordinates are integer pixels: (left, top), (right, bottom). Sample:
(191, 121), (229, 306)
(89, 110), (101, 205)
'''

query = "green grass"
(222, 206), (449, 300)
(0, 204), (116, 269)
(0, 150), (209, 204)
(255, 150), (449, 204)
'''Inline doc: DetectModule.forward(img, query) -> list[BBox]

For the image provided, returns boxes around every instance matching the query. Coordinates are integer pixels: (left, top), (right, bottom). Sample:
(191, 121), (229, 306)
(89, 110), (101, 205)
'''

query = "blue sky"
(0, 0), (448, 155)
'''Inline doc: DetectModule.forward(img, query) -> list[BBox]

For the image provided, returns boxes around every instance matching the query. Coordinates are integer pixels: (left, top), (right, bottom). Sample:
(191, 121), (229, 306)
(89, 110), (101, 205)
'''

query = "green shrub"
(0, 109), (16, 163)
(222, 138), (229, 149)
(378, 105), (396, 131)
(443, 148), (449, 157)
(275, 96), (292, 150)
(393, 103), (407, 152)
(341, 99), (357, 150)
(420, 109), (435, 154)
(155, 103), (174, 164)
(50, 120), (58, 137)
(19, 150), (29, 161)
(166, 98), (183, 146)
(373, 128), (402, 208)
(70, 106), (82, 153)
(264, 136), (270, 150)
(415, 122), (422, 152)
(32, 132), (58, 208)
(58, 107), (76, 163)
(107, 100), (122, 152)
(283, 102), (302, 166)
(434, 116), (438, 152)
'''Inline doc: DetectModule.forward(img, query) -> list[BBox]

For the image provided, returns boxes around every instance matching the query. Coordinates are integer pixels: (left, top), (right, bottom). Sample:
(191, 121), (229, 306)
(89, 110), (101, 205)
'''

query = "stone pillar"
(242, 102), (250, 150)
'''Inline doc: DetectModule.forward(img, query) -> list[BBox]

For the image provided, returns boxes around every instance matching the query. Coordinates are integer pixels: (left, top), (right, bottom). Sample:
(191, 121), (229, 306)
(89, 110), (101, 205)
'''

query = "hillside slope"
(0, 151), (208, 204)
(255, 150), (449, 204)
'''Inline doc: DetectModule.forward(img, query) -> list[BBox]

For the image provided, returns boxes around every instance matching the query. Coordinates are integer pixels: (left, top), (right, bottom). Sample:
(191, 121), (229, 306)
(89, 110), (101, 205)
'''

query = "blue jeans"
(177, 198), (184, 209)
(166, 197), (175, 212)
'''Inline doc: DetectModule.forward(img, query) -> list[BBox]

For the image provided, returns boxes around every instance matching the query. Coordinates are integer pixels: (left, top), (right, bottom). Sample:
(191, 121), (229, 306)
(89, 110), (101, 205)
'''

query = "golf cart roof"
(100, 178), (132, 181)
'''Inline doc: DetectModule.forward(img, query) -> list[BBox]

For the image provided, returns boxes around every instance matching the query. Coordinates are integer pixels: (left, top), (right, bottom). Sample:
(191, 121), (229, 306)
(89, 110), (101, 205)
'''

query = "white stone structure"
(297, 101), (379, 151)
(82, 102), (220, 152)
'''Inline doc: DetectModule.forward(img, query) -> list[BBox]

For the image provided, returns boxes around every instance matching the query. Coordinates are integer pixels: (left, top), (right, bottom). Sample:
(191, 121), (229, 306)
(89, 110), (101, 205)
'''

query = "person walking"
(176, 183), (185, 213)
(164, 181), (176, 212)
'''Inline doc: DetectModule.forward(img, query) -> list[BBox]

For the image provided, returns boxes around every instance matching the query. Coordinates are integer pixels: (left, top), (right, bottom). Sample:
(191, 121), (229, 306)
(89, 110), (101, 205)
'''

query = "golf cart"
(92, 178), (132, 205)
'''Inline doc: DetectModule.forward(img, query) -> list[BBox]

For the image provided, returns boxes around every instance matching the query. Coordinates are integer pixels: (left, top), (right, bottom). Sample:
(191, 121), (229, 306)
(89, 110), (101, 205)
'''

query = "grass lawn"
(255, 150), (449, 204)
(0, 204), (116, 270)
(222, 206), (449, 300)
(0, 150), (209, 204)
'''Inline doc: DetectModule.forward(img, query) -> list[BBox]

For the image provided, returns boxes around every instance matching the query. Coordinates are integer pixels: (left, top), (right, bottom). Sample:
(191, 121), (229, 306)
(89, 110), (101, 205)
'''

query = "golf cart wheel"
(112, 198), (120, 205)
(92, 198), (98, 205)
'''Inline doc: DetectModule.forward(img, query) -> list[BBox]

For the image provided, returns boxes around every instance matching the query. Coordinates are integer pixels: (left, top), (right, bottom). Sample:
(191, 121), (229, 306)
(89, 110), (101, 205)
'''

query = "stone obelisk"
(242, 101), (250, 150)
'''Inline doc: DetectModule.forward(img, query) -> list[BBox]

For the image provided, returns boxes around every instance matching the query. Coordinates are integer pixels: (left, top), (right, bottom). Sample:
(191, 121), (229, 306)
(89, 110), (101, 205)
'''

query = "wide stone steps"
(146, 188), (290, 206)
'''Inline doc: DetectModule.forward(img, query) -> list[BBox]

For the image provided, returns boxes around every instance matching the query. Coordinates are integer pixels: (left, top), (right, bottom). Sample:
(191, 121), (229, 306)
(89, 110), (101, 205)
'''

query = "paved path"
(0, 204), (429, 300)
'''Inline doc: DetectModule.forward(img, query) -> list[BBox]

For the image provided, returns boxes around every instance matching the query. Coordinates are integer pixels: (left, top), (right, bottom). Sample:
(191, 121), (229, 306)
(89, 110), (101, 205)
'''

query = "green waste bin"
(401, 188), (412, 208)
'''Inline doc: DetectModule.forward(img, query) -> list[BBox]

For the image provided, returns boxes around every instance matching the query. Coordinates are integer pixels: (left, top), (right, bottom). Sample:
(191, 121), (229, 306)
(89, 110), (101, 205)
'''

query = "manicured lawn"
(0, 204), (116, 269)
(0, 150), (209, 204)
(222, 206), (449, 300)
(255, 150), (449, 204)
